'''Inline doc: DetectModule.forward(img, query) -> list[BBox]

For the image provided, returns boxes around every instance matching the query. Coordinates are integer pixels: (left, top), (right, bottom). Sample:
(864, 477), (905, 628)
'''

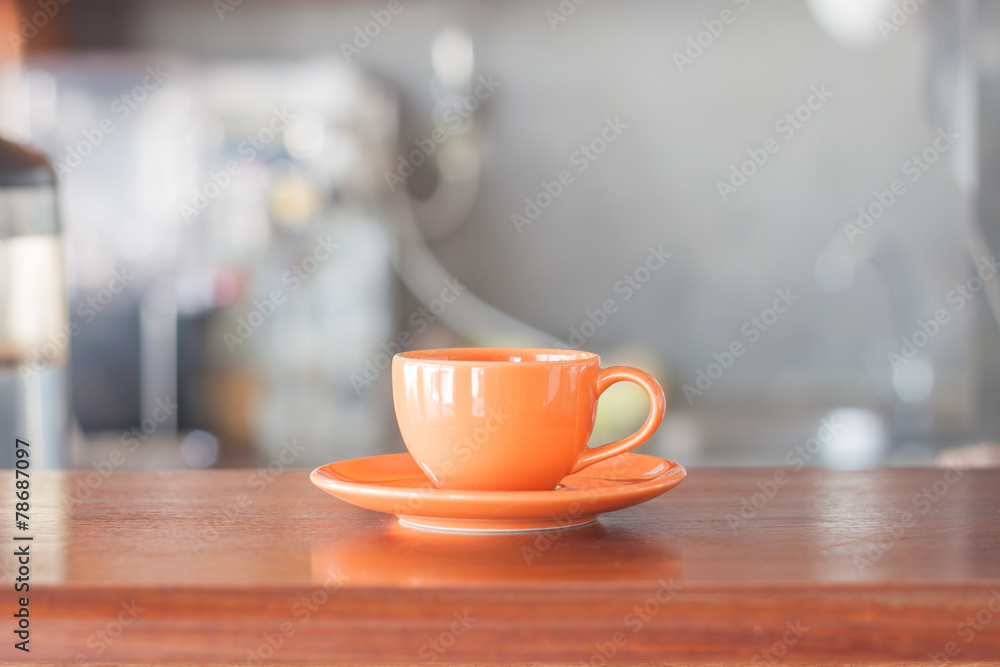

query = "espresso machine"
(0, 137), (70, 468)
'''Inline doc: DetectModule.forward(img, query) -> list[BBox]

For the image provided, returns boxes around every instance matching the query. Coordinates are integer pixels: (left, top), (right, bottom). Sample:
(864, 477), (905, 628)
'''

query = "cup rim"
(394, 347), (598, 365)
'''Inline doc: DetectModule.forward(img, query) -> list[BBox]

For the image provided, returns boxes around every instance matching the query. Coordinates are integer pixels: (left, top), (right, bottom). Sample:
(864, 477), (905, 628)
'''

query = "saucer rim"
(310, 452), (686, 525)
(397, 516), (598, 534)
(310, 451), (686, 503)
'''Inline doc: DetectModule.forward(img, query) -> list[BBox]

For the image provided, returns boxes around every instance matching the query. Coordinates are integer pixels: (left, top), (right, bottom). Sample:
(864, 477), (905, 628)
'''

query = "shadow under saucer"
(310, 519), (682, 587)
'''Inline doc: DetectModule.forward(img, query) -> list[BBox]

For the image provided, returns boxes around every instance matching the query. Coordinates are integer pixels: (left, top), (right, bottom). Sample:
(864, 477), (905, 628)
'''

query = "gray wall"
(127, 0), (976, 416)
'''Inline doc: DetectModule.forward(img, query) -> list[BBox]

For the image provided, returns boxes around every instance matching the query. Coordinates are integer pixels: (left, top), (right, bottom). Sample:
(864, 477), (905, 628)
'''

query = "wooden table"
(1, 467), (998, 664)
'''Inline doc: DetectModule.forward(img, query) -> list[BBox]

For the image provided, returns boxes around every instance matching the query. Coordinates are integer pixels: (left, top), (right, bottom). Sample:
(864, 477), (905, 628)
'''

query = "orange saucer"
(309, 452), (686, 533)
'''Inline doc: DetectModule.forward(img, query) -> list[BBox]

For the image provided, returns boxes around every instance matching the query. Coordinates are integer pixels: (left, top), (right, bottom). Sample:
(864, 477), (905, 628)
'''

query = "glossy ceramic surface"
(391, 347), (666, 491)
(309, 451), (686, 533)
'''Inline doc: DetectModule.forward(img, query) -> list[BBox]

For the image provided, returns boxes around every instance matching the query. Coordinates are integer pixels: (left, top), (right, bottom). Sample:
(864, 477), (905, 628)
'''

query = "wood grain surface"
(0, 467), (998, 664)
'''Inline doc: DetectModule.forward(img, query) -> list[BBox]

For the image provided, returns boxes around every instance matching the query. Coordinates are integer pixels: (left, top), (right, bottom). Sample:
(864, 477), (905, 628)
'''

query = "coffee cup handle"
(569, 366), (666, 474)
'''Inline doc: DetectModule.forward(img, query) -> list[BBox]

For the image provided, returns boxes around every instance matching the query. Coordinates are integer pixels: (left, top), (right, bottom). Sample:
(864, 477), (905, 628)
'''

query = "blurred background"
(2, 0), (999, 471)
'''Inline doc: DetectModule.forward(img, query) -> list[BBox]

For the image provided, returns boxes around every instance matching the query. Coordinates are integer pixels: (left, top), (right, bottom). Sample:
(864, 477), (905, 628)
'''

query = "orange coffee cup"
(391, 348), (666, 491)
